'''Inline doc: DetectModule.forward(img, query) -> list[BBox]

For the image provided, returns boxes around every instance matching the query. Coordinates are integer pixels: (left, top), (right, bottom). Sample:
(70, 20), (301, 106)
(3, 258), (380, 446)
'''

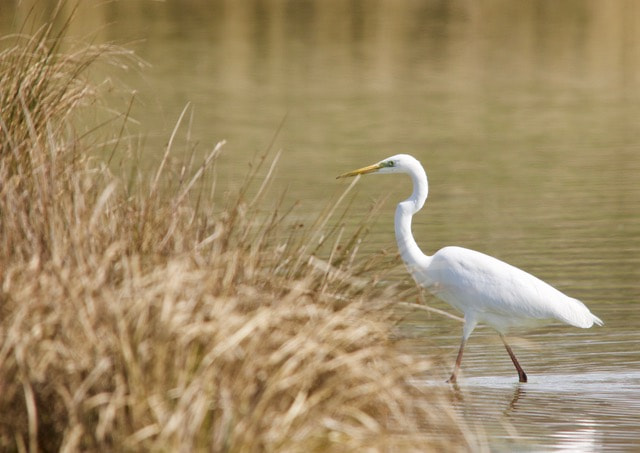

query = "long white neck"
(394, 164), (431, 273)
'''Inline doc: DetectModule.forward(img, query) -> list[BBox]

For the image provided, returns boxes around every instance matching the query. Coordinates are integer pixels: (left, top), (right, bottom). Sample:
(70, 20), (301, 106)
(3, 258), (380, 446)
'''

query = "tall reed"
(0, 17), (473, 453)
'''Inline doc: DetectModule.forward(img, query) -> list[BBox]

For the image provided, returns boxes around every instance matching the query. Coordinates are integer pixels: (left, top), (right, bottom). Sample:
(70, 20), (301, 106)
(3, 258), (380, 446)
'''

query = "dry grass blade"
(398, 302), (465, 323)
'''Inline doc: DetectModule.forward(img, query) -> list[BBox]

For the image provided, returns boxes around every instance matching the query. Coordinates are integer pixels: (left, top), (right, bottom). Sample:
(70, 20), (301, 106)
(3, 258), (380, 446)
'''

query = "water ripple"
(440, 369), (640, 451)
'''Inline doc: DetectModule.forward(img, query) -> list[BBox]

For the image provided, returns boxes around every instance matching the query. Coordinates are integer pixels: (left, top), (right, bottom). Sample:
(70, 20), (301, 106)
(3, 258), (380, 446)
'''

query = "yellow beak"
(336, 163), (382, 179)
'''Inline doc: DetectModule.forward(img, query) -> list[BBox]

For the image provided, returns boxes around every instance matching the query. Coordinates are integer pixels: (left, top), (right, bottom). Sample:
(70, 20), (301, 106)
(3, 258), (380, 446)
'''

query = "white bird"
(337, 154), (603, 383)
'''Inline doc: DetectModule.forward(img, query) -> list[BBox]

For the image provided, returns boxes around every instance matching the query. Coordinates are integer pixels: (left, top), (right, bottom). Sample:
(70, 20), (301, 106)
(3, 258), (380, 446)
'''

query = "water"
(454, 369), (640, 451)
(4, 1), (640, 449)
(413, 325), (640, 450)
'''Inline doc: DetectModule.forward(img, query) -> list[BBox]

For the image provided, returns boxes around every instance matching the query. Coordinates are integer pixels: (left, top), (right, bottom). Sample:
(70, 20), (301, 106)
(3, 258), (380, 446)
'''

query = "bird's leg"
(447, 338), (466, 384)
(500, 334), (527, 383)
(448, 319), (477, 384)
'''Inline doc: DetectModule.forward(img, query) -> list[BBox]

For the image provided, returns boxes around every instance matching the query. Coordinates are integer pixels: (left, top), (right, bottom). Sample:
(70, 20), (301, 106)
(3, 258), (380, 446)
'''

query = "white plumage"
(338, 154), (603, 383)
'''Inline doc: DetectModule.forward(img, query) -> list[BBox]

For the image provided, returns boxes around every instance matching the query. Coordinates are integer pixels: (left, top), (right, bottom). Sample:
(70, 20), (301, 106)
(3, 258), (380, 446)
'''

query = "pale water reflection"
(413, 320), (640, 451)
(3, 1), (640, 450)
(448, 369), (640, 451)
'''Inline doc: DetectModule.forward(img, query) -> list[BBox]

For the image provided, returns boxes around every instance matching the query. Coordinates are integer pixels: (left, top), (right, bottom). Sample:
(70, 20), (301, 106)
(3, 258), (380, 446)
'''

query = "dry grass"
(0, 16), (473, 453)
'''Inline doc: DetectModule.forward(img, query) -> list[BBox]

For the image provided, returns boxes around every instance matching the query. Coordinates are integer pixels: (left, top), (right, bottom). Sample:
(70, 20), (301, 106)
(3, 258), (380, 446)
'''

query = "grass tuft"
(0, 15), (473, 453)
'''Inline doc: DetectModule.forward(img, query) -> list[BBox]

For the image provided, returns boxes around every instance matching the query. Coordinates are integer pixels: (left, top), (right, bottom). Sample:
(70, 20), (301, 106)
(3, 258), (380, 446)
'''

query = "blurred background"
(2, 1), (640, 450)
(4, 0), (637, 298)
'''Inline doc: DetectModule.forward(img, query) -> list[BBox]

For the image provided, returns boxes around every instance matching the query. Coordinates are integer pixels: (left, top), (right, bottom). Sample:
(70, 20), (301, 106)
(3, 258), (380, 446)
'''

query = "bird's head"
(336, 154), (420, 178)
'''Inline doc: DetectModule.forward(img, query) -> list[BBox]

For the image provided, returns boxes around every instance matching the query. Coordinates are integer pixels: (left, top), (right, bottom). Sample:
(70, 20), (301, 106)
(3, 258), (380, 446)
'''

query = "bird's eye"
(383, 161), (395, 168)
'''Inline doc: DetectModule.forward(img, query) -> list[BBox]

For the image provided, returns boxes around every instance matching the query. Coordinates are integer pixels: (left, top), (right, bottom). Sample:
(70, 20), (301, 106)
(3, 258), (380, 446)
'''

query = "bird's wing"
(426, 246), (598, 328)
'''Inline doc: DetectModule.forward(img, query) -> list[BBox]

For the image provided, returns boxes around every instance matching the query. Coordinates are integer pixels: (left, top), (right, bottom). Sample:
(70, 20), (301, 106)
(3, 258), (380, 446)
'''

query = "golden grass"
(0, 17), (473, 453)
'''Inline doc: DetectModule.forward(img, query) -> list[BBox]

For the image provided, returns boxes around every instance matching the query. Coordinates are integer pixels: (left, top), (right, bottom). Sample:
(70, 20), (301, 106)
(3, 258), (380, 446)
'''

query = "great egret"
(337, 154), (603, 383)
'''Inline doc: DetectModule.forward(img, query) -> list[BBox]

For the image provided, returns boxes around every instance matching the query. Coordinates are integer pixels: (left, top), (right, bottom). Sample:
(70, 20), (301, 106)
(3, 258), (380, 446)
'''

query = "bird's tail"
(561, 297), (603, 328)
(591, 313), (604, 327)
